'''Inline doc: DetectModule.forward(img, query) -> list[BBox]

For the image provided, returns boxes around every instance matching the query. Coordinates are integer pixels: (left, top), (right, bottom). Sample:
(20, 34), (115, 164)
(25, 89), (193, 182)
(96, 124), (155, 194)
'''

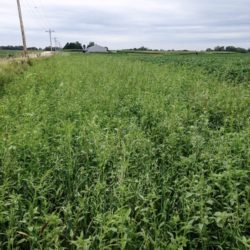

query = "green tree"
(225, 46), (247, 53)
(214, 46), (225, 51)
(63, 42), (83, 50)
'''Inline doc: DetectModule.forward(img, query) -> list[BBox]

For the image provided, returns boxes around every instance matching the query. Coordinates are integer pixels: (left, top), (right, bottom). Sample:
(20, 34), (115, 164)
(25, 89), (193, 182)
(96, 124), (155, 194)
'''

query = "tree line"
(207, 46), (250, 53)
(0, 45), (42, 51)
(1, 44), (250, 53)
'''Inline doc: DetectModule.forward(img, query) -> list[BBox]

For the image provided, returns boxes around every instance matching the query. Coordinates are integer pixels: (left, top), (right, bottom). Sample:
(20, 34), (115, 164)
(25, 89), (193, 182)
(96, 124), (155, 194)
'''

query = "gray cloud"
(0, 0), (249, 49)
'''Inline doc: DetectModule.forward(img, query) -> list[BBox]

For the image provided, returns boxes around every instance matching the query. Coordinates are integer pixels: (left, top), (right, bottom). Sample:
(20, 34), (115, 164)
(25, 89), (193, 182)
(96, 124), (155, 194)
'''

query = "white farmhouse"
(86, 44), (108, 53)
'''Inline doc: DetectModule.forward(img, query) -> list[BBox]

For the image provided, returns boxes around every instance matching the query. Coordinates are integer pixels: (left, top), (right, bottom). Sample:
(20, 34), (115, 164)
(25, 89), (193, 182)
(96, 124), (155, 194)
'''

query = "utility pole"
(16, 0), (28, 57)
(46, 29), (55, 52)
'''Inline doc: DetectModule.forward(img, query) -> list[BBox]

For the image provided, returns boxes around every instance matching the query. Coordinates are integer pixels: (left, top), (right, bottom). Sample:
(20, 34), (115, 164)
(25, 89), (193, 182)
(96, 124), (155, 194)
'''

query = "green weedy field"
(0, 53), (249, 249)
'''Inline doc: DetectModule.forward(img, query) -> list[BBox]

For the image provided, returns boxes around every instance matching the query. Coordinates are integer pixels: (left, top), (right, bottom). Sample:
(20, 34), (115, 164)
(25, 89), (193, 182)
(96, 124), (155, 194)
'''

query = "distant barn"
(86, 44), (108, 53)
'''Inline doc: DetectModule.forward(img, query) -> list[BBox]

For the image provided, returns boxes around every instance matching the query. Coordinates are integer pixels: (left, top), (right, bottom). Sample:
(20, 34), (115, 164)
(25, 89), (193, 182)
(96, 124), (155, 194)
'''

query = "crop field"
(0, 53), (249, 249)
(0, 50), (22, 59)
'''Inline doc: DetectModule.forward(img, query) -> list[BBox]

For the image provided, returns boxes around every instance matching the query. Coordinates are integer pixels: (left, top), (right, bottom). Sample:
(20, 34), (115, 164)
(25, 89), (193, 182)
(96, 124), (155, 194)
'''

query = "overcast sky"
(1, 0), (250, 50)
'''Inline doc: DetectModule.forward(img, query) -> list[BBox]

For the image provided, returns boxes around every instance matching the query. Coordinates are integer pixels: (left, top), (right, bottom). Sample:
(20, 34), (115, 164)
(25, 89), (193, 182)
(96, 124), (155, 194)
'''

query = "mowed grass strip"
(0, 54), (249, 249)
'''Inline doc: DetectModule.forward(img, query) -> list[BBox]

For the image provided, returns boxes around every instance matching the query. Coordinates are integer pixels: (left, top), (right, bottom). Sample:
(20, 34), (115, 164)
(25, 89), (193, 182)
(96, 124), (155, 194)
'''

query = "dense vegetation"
(63, 42), (83, 50)
(0, 60), (30, 95)
(132, 53), (250, 84)
(0, 53), (249, 249)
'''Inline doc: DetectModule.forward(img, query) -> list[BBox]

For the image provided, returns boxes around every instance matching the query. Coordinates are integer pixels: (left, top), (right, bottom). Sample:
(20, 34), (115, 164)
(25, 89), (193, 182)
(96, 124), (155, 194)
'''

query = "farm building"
(86, 44), (108, 53)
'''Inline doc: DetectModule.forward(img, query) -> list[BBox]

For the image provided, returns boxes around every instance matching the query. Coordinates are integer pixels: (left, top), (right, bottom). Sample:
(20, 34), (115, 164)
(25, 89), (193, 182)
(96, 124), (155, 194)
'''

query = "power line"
(22, 0), (59, 49)
(23, 0), (50, 31)
(30, 0), (52, 29)
(19, 0), (62, 51)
